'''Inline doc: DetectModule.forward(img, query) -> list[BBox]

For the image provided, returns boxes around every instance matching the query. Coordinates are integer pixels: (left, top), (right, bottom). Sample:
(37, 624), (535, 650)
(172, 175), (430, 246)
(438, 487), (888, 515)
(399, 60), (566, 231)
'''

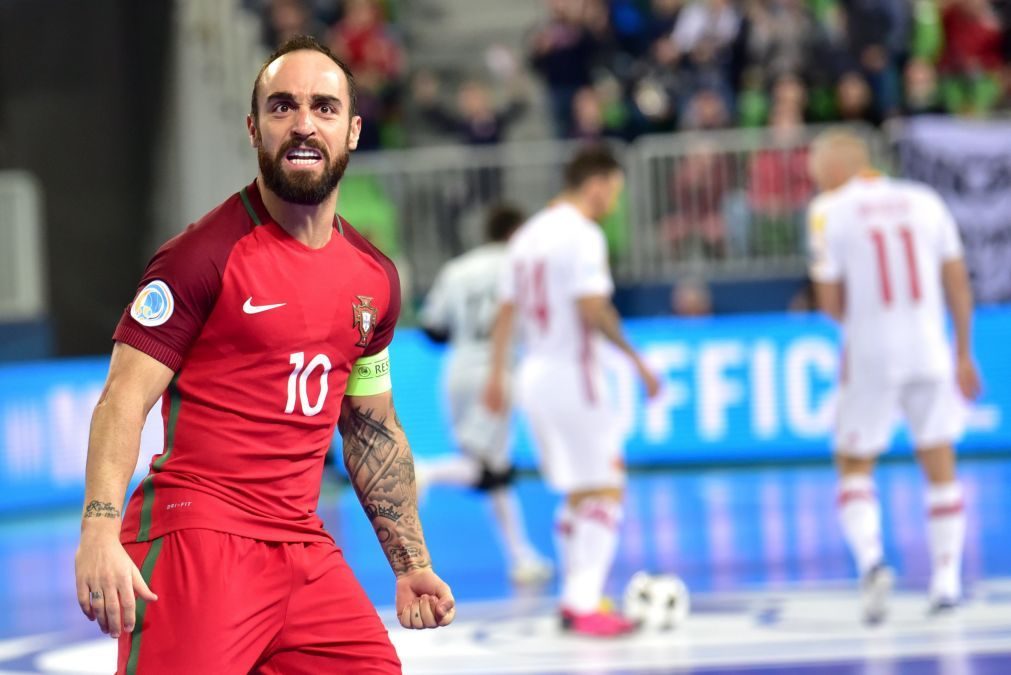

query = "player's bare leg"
(415, 456), (550, 584)
(487, 487), (553, 584)
(557, 486), (635, 637)
(836, 453), (893, 624)
(415, 454), (482, 494)
(916, 443), (965, 612)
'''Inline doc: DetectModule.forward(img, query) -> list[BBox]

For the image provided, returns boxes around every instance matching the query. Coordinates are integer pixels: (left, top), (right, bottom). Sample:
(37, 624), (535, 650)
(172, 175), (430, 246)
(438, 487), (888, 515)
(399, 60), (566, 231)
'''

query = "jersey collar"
(240, 180), (344, 236)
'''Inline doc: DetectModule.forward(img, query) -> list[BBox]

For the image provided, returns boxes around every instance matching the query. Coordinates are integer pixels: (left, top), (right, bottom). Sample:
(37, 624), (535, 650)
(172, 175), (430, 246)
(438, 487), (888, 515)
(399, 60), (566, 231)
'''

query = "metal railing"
(345, 124), (887, 295)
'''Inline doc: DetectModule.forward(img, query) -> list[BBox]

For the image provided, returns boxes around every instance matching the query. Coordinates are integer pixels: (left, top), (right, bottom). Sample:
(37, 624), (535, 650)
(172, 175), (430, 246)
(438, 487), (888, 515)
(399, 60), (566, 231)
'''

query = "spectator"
(788, 278), (817, 313)
(328, 0), (403, 82)
(411, 67), (531, 254)
(738, 0), (824, 86)
(412, 73), (528, 145)
(571, 85), (628, 140)
(671, 277), (714, 316)
(608, 0), (651, 58)
(647, 0), (684, 45)
(939, 0), (1005, 115)
(328, 0), (405, 149)
(747, 101), (813, 256)
(661, 140), (733, 257)
(680, 87), (730, 130)
(529, 0), (602, 137)
(666, 0), (742, 108)
(625, 1), (689, 133)
(609, 0), (682, 59)
(771, 72), (809, 121)
(836, 70), (880, 125)
(999, 0), (1011, 105)
(902, 58), (947, 116)
(669, 0), (740, 62)
(262, 0), (327, 48)
(838, 0), (903, 119)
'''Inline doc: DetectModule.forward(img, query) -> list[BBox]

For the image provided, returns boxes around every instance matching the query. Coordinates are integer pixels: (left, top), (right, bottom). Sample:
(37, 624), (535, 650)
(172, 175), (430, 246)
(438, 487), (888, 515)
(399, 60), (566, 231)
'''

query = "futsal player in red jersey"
(74, 36), (454, 674)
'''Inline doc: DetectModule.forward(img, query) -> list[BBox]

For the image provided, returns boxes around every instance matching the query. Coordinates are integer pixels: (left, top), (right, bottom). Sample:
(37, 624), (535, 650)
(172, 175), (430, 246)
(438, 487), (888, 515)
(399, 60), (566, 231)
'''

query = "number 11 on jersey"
(870, 225), (921, 306)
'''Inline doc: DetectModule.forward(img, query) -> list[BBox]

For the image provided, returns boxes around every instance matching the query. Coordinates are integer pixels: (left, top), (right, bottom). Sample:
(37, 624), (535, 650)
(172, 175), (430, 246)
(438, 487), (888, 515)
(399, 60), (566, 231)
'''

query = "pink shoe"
(560, 608), (638, 637)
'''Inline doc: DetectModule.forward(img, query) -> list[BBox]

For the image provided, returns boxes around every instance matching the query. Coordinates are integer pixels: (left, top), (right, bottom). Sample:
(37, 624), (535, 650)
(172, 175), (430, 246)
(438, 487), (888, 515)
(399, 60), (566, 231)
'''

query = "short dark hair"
(250, 35), (357, 121)
(563, 145), (622, 190)
(485, 204), (526, 243)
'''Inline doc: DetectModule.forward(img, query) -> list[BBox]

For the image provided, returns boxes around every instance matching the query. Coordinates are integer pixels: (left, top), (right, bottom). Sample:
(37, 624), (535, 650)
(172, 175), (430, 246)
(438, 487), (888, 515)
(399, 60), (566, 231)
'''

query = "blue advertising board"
(1, 309), (1009, 512)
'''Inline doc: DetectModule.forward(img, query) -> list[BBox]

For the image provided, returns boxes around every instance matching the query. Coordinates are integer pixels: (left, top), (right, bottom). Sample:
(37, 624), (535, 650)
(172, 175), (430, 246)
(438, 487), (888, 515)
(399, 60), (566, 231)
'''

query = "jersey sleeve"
(419, 266), (451, 332)
(571, 227), (614, 298)
(364, 255), (402, 357)
(112, 226), (225, 371)
(498, 246), (518, 304)
(807, 198), (842, 283)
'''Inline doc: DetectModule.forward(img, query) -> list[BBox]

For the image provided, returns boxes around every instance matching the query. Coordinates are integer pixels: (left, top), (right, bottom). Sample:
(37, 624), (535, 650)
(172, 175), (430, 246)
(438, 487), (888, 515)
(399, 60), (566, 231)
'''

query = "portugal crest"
(352, 295), (377, 347)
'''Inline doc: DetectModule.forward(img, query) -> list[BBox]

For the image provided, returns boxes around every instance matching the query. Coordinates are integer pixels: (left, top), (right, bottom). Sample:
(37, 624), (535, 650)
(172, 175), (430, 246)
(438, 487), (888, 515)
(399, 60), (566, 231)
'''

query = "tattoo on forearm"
(340, 403), (430, 575)
(83, 500), (120, 519)
(388, 545), (425, 567)
(365, 502), (403, 523)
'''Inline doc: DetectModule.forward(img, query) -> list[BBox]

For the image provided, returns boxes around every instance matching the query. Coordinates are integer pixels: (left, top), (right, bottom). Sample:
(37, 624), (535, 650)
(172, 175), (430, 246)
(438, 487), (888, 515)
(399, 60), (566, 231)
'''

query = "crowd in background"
(249, 0), (1011, 150)
(528, 0), (1011, 141)
(248, 0), (407, 150)
(244, 0), (1011, 313)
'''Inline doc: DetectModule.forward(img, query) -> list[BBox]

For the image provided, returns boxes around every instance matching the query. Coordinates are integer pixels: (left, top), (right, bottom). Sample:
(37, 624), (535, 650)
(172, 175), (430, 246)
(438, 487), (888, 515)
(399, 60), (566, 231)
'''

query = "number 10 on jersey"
(286, 352), (332, 416)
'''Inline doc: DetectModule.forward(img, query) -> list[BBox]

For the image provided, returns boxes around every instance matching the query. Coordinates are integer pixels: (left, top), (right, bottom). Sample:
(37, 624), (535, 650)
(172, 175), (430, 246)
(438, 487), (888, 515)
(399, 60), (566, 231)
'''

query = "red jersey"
(115, 181), (400, 544)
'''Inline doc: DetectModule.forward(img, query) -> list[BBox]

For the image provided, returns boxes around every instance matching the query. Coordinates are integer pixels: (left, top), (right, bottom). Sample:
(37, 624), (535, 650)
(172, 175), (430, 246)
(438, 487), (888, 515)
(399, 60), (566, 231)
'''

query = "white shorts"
(516, 358), (624, 493)
(835, 377), (967, 457)
(445, 363), (511, 472)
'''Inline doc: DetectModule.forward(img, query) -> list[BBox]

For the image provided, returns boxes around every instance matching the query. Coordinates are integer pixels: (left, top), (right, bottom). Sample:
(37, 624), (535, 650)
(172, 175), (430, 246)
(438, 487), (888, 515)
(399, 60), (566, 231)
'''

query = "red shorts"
(117, 529), (401, 674)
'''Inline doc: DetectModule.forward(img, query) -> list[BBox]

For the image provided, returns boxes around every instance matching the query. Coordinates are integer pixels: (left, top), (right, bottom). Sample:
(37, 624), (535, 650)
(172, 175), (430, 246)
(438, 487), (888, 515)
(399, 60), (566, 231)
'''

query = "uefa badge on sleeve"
(352, 295), (377, 347)
(130, 280), (175, 327)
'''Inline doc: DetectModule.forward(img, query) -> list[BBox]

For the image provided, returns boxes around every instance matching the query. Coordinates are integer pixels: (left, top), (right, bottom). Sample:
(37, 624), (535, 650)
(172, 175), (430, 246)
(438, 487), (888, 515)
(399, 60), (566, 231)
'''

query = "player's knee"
(567, 486), (624, 507)
(915, 442), (957, 482)
(834, 452), (876, 476)
(474, 464), (515, 492)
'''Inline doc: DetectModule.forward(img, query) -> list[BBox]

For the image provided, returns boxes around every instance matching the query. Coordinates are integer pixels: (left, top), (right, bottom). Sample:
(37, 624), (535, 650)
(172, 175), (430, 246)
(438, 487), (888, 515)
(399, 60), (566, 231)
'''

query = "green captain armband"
(346, 348), (393, 396)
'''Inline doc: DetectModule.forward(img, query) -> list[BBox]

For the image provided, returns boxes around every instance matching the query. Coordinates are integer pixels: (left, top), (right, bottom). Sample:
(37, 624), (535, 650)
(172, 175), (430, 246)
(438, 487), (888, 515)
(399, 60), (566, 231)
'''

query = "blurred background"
(1, 0), (1011, 672)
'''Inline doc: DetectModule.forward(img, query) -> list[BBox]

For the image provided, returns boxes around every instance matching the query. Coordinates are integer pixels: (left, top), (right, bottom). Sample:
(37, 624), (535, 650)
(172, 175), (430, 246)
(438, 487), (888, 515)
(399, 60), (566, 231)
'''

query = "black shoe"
(928, 597), (960, 616)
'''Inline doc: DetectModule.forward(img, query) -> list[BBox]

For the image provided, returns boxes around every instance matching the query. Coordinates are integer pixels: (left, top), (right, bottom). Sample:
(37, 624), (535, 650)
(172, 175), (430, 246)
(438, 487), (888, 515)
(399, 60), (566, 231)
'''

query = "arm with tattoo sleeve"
(339, 389), (455, 629)
(339, 391), (430, 574)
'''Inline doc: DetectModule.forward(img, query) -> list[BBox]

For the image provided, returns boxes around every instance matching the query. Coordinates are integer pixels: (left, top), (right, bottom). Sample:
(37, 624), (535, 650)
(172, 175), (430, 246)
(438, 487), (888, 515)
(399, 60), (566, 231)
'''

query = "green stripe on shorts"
(125, 536), (164, 675)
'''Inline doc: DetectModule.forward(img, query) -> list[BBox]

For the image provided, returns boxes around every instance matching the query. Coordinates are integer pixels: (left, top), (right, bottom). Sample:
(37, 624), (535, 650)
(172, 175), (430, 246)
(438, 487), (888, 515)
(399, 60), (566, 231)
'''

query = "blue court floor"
(1, 456), (1009, 674)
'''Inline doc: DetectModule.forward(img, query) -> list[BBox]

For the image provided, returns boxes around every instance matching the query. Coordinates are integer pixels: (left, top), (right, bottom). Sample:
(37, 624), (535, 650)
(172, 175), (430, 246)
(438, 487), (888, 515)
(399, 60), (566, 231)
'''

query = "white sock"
(555, 501), (574, 585)
(837, 474), (883, 576)
(926, 482), (965, 600)
(488, 487), (539, 567)
(560, 498), (622, 614)
(416, 455), (481, 488)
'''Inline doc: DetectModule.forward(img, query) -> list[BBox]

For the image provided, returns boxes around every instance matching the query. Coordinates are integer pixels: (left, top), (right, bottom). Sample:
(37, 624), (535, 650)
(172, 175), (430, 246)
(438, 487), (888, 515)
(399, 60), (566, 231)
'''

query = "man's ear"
(348, 115), (363, 151)
(247, 115), (259, 148)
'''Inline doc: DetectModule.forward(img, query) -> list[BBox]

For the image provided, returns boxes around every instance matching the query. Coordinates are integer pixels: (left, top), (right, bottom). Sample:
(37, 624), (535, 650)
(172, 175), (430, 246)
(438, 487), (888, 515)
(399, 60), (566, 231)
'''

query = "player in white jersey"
(485, 146), (661, 637)
(807, 129), (981, 623)
(418, 205), (552, 585)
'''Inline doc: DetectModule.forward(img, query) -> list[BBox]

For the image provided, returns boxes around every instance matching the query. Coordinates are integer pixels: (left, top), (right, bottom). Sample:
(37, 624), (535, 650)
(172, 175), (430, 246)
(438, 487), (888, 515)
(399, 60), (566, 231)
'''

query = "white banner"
(895, 117), (1011, 304)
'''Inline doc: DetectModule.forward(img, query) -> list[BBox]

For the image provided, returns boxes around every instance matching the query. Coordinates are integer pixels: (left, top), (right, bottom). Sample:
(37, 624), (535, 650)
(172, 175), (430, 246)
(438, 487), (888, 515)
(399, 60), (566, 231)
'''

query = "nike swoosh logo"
(243, 297), (286, 314)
